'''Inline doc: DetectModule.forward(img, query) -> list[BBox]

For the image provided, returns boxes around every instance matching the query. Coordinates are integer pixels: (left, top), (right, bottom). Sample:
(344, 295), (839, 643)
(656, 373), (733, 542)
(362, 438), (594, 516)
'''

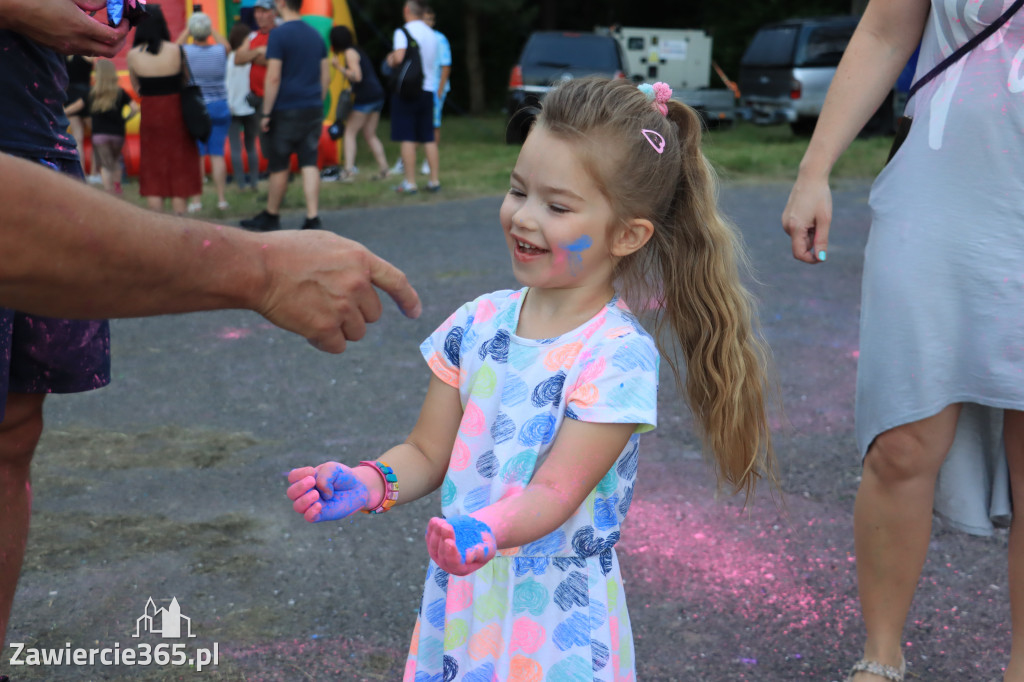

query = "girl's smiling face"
(499, 126), (620, 296)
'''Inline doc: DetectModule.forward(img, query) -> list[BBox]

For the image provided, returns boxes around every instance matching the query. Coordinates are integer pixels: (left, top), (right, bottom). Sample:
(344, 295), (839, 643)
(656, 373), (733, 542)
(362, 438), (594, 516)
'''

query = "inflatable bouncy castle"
(86, 0), (355, 176)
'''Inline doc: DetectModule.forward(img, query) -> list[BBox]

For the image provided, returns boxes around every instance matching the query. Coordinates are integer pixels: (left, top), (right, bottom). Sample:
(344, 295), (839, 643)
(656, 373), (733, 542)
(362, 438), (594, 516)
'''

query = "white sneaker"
(390, 159), (404, 175)
(86, 173), (103, 184)
(420, 161), (430, 175)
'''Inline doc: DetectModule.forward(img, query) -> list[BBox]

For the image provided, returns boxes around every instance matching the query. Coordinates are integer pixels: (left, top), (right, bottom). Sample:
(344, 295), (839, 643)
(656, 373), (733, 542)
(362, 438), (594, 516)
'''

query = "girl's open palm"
(425, 516), (497, 576)
(286, 463), (370, 523)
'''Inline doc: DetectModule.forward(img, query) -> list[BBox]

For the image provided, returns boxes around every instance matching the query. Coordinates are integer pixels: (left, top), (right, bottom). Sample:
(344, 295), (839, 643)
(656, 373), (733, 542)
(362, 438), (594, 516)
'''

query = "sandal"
(846, 657), (906, 682)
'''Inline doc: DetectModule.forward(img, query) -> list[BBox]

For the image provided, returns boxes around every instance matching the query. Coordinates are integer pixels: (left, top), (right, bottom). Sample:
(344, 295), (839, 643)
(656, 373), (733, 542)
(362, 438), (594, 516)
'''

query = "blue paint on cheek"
(448, 515), (493, 563)
(562, 235), (593, 275)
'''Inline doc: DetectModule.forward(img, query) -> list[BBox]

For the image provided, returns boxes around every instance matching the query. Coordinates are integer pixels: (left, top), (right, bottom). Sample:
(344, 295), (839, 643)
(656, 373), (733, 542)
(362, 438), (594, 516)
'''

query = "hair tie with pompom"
(638, 81), (672, 116)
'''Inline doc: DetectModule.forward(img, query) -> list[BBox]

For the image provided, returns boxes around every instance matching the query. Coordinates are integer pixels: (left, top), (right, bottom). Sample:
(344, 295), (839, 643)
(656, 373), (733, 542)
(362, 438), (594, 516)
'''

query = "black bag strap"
(179, 45), (194, 87)
(908, 0), (1024, 100)
(400, 26), (418, 51)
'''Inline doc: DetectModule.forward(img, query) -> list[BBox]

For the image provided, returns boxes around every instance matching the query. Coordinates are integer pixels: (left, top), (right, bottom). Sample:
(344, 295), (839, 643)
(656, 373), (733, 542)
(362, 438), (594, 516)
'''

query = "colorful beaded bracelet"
(358, 460), (399, 514)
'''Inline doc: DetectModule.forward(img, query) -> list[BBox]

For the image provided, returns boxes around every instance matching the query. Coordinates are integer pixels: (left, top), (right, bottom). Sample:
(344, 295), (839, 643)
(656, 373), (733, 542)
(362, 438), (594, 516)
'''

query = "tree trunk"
(463, 3), (486, 114)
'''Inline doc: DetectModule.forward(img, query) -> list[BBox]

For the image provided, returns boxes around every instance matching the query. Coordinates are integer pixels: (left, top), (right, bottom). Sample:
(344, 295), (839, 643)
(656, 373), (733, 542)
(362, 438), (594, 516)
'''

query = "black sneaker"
(300, 216), (323, 230)
(240, 210), (280, 232)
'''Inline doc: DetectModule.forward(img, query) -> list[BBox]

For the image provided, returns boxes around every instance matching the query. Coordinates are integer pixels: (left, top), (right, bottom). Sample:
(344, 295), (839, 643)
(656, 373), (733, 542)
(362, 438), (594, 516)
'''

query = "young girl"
(87, 59), (138, 196)
(286, 77), (776, 680)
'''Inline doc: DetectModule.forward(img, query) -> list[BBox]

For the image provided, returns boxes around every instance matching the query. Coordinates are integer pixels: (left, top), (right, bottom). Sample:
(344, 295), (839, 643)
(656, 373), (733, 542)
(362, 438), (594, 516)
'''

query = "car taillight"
(789, 79), (802, 99)
(509, 65), (523, 89)
(613, 70), (625, 80)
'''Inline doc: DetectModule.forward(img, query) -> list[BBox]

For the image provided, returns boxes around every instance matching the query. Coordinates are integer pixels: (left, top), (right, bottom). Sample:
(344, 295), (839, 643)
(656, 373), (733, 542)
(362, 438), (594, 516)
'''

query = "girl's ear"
(611, 218), (654, 258)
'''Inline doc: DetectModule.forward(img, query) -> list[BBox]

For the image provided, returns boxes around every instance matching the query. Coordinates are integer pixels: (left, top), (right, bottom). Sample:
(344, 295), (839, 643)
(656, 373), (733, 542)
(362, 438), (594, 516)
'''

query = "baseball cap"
(254, 0), (275, 9)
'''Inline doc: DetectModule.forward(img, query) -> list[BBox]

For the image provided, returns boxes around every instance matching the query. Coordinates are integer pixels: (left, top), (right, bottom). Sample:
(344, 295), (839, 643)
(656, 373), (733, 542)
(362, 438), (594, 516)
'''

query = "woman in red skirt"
(127, 5), (201, 215)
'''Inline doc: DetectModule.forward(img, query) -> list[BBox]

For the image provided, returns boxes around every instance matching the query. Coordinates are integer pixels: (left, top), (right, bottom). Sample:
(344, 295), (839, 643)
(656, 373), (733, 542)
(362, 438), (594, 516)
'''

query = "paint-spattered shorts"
(0, 156), (111, 422)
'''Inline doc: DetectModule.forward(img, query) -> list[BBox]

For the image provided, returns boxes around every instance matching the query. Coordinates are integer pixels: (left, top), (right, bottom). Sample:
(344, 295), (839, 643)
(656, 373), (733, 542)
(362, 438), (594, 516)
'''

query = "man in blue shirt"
(241, 0), (329, 232)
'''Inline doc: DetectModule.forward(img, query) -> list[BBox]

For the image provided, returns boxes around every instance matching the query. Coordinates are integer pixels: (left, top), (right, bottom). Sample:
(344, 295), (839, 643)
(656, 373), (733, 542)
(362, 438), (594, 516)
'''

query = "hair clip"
(641, 129), (665, 154)
(638, 81), (672, 116)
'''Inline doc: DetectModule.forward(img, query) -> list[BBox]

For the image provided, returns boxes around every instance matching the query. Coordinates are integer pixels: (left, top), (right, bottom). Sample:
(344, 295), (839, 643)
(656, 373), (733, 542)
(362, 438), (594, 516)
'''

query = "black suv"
(505, 31), (626, 143)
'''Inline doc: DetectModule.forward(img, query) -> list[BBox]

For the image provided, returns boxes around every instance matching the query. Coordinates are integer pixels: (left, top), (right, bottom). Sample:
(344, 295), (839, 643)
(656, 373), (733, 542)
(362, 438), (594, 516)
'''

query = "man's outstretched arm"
(0, 153), (421, 353)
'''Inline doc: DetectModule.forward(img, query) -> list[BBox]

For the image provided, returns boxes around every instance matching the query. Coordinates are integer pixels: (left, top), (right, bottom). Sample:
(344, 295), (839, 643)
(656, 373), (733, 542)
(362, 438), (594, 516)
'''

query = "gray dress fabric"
(860, 0), (1024, 536)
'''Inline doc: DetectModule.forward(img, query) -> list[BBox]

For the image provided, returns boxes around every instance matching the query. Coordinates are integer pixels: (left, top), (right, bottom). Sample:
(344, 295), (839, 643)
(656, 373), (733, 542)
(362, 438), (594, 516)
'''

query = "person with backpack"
(384, 0), (439, 194)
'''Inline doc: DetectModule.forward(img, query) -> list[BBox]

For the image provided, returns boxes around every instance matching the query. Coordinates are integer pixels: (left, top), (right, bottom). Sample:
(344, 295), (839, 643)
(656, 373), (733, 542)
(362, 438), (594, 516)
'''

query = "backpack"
(392, 27), (424, 100)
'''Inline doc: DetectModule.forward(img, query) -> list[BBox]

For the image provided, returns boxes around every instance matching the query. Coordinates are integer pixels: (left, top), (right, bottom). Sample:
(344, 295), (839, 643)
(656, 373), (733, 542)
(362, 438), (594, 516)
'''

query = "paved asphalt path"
(2, 183), (1013, 681)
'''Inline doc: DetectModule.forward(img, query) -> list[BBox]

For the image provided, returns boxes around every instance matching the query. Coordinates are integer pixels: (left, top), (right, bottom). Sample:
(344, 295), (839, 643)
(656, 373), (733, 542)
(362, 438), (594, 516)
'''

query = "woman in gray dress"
(782, 0), (1024, 680)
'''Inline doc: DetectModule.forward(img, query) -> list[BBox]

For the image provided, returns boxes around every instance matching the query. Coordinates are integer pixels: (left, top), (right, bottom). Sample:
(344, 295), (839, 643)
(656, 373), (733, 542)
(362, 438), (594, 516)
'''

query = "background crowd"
(65, 0), (452, 227)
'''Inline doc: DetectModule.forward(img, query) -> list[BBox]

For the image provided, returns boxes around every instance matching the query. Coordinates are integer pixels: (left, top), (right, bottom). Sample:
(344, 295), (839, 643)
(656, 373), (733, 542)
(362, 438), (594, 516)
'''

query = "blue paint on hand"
(448, 515), (493, 563)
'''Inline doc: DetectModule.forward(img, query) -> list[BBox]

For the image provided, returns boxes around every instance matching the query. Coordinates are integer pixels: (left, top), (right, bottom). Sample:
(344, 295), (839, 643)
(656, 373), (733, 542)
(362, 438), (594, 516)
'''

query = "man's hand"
(0, 0), (130, 56)
(255, 230), (421, 354)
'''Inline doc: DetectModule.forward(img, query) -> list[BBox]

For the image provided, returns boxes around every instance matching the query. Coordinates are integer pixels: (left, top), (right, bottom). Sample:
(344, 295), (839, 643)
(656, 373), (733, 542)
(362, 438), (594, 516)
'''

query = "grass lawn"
(117, 115), (892, 221)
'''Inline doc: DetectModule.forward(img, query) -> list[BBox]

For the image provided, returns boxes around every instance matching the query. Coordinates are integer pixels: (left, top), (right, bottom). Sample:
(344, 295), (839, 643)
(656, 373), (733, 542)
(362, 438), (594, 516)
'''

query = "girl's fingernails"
(817, 250), (827, 262)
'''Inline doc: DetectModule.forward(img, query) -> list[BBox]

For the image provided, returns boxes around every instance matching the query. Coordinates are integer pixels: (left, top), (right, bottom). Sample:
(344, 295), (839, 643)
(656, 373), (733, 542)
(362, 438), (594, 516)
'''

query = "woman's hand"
(286, 462), (376, 522)
(425, 516), (497, 576)
(781, 172), (833, 264)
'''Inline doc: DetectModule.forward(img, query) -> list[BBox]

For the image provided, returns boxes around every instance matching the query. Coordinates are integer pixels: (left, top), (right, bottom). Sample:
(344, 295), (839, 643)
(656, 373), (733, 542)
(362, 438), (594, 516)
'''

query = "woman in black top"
(328, 26), (391, 181)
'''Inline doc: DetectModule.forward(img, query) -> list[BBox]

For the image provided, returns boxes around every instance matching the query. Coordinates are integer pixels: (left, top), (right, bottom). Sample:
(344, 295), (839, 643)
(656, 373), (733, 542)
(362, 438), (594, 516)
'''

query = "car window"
(522, 35), (621, 71)
(741, 26), (799, 67)
(796, 24), (855, 67)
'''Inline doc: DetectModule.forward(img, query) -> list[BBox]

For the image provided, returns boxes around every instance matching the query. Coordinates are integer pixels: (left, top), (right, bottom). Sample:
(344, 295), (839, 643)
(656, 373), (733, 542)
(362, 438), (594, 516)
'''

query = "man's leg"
(401, 141), (418, 186)
(300, 166), (319, 219)
(266, 169), (288, 215)
(424, 141), (440, 186)
(0, 392), (46, 645)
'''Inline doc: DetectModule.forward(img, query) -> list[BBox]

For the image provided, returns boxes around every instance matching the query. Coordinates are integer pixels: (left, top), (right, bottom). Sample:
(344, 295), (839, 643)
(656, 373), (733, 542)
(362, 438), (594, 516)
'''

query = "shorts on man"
(0, 156), (111, 420)
(390, 90), (435, 144)
(265, 107), (322, 173)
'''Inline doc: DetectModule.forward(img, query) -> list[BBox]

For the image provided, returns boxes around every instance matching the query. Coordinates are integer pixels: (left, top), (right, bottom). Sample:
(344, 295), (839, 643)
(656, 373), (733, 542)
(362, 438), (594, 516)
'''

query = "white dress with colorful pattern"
(404, 288), (659, 682)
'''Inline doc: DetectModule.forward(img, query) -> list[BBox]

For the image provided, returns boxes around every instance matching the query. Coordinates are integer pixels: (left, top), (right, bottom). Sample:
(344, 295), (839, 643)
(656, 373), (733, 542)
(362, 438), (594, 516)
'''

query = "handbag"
(179, 46), (212, 142)
(886, 0), (1024, 164)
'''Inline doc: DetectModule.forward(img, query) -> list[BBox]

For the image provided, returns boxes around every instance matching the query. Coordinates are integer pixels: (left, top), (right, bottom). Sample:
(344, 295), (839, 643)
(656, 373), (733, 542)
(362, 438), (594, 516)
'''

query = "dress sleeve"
(419, 299), (476, 388)
(565, 332), (659, 434)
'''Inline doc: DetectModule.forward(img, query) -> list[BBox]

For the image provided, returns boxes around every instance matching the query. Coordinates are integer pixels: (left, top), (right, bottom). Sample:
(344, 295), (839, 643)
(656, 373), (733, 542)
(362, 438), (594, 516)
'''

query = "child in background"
(88, 59), (138, 195)
(287, 77), (776, 680)
(226, 22), (260, 191)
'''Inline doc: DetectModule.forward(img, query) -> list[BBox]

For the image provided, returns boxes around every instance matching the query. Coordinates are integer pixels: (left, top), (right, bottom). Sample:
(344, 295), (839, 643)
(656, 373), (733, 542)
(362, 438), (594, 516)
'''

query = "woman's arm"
(211, 27), (230, 53)
(175, 26), (190, 45)
(64, 97), (85, 116)
(343, 47), (363, 83)
(782, 0), (931, 263)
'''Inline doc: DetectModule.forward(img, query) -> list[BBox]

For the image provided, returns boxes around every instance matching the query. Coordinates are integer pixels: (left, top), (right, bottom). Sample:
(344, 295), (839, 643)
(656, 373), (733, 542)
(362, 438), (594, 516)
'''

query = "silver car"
(738, 16), (858, 135)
